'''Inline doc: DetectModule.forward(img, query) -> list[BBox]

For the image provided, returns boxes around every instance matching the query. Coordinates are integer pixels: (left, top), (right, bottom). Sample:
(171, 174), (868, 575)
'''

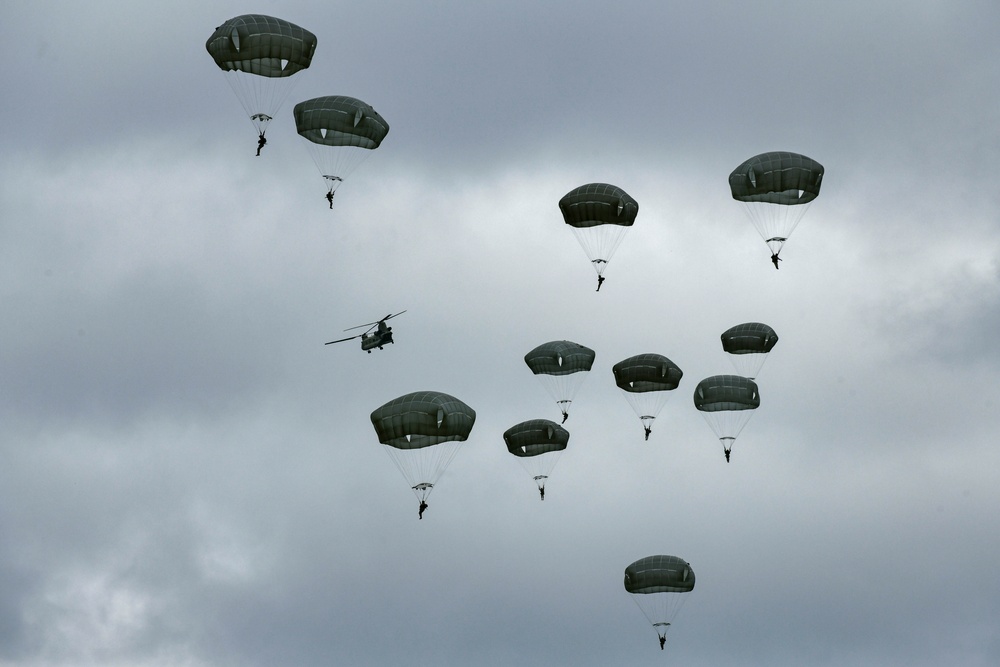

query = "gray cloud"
(2, 1), (999, 666)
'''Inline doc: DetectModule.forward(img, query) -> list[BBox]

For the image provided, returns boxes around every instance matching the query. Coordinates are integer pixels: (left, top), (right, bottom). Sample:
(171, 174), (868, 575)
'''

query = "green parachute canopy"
(613, 354), (683, 440)
(559, 183), (638, 287)
(294, 96), (389, 149)
(503, 419), (569, 497)
(524, 340), (596, 423)
(206, 15), (317, 76)
(729, 151), (824, 258)
(624, 555), (695, 645)
(524, 340), (596, 376)
(624, 555), (696, 594)
(293, 95), (389, 195)
(371, 390), (475, 449)
(370, 391), (475, 503)
(693, 375), (760, 412)
(613, 354), (683, 393)
(504, 419), (570, 458)
(693, 375), (760, 462)
(206, 15), (317, 137)
(720, 323), (778, 380)
(559, 183), (639, 228)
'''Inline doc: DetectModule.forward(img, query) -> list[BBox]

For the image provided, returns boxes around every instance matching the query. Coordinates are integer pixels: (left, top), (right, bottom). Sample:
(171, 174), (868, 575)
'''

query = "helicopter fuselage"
(361, 326), (393, 352)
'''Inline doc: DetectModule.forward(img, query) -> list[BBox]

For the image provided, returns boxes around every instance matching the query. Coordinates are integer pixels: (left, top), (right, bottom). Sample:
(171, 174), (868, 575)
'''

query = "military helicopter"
(325, 311), (406, 353)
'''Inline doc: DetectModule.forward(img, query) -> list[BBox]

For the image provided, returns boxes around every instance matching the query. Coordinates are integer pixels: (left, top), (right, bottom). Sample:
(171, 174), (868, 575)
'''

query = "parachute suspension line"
(303, 143), (376, 194)
(629, 592), (689, 640)
(619, 390), (674, 439)
(222, 70), (302, 139)
(532, 473), (548, 494)
(570, 225), (631, 277)
(224, 72), (267, 135)
(727, 352), (769, 380)
(380, 440), (464, 503)
(513, 460), (558, 492)
(702, 406), (755, 440)
(324, 176), (343, 194)
(535, 374), (587, 422)
(411, 482), (433, 503)
(509, 445), (564, 496)
(739, 200), (812, 256)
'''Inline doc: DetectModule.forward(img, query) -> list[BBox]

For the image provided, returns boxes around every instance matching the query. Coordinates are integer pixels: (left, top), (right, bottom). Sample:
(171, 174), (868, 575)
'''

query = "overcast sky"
(2, 1), (999, 665)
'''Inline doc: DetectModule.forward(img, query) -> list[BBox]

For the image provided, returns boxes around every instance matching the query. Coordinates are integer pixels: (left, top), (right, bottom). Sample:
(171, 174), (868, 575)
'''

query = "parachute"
(524, 340), (596, 423)
(559, 183), (638, 290)
(693, 375), (760, 462)
(503, 419), (569, 499)
(729, 151), (824, 260)
(206, 15), (317, 141)
(624, 555), (695, 648)
(370, 391), (476, 511)
(612, 354), (683, 440)
(720, 322), (778, 380)
(293, 95), (390, 197)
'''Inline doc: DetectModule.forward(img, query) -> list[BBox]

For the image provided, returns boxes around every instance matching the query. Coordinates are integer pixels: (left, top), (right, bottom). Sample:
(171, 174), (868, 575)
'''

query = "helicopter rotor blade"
(382, 310), (407, 322)
(343, 321), (376, 332)
(324, 334), (363, 345)
(343, 310), (407, 331)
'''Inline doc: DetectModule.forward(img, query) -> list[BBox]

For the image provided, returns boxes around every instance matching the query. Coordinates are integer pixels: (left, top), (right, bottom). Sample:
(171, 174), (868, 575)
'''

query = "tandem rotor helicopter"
(325, 311), (406, 353)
